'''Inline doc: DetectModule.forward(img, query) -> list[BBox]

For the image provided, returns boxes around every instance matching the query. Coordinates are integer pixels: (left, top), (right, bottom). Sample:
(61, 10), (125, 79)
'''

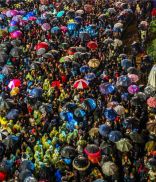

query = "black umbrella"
(129, 132), (144, 144)
(73, 155), (90, 171)
(61, 146), (76, 158)
(19, 170), (32, 182)
(127, 67), (139, 75)
(3, 135), (19, 150)
(19, 160), (35, 172)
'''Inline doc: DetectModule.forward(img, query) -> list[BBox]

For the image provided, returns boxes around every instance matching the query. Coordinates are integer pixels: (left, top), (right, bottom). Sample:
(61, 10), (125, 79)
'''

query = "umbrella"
(102, 161), (118, 176)
(147, 121), (156, 135)
(0, 98), (10, 111)
(41, 23), (51, 31)
(84, 144), (101, 164)
(8, 79), (21, 89)
(145, 141), (156, 152)
(99, 124), (111, 137)
(130, 95), (145, 106)
(57, 11), (65, 18)
(88, 59), (100, 68)
(80, 65), (90, 73)
(10, 47), (22, 57)
(23, 177), (37, 182)
(0, 52), (8, 64)
(0, 172), (6, 181)
(147, 97), (156, 108)
(62, 102), (77, 111)
(100, 141), (112, 155)
(35, 42), (49, 55)
(73, 155), (90, 171)
(10, 87), (20, 96)
(81, 98), (96, 112)
(148, 158), (156, 167)
(61, 146), (76, 158)
(3, 135), (19, 149)
(79, 32), (90, 42)
(10, 30), (23, 39)
(114, 105), (125, 115)
(67, 22), (77, 31)
(30, 88), (43, 98)
(123, 117), (139, 129)
(51, 26), (60, 34)
(144, 86), (155, 97)
(19, 170), (32, 182)
(127, 67), (139, 75)
(99, 83), (116, 95)
(148, 65), (156, 90)
(114, 22), (123, 29)
(129, 132), (144, 144)
(0, 74), (5, 82)
(116, 75), (131, 87)
(128, 74), (139, 83)
(74, 108), (86, 118)
(11, 39), (21, 46)
(60, 111), (73, 121)
(103, 38), (113, 45)
(75, 9), (84, 16)
(19, 160), (35, 172)
(6, 109), (19, 120)
(51, 80), (61, 88)
(87, 41), (98, 50)
(8, 26), (18, 33)
(128, 85), (139, 94)
(84, 73), (96, 82)
(104, 108), (117, 121)
(59, 56), (73, 63)
(0, 129), (8, 141)
(89, 128), (99, 137)
(134, 92), (147, 102)
(116, 138), (132, 152)
(73, 79), (89, 89)
(121, 59), (132, 69)
(108, 130), (122, 143)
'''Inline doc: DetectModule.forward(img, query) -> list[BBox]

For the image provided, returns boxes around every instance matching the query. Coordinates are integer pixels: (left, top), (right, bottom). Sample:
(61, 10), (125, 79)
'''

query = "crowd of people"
(0, 0), (156, 181)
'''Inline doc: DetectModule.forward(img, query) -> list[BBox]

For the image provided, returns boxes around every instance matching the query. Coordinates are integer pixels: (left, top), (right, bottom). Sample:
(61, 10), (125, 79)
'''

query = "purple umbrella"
(128, 85), (139, 94)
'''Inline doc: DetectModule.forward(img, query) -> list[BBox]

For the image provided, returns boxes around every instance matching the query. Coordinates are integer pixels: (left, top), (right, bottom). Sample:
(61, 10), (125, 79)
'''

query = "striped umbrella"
(73, 79), (89, 89)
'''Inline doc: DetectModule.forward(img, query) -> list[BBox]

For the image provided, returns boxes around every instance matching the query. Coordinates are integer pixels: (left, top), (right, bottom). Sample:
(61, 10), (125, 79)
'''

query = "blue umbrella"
(82, 98), (96, 112)
(67, 22), (77, 31)
(121, 92), (129, 101)
(51, 26), (60, 34)
(116, 75), (131, 87)
(0, 14), (6, 20)
(104, 108), (117, 121)
(99, 124), (111, 137)
(80, 65), (90, 73)
(6, 109), (19, 120)
(25, 12), (35, 19)
(99, 83), (116, 95)
(66, 119), (78, 131)
(74, 108), (86, 118)
(36, 18), (44, 25)
(108, 130), (122, 142)
(84, 73), (96, 82)
(57, 11), (65, 18)
(60, 111), (74, 121)
(74, 16), (83, 23)
(121, 59), (132, 69)
(0, 74), (5, 82)
(30, 88), (43, 98)
(10, 20), (18, 26)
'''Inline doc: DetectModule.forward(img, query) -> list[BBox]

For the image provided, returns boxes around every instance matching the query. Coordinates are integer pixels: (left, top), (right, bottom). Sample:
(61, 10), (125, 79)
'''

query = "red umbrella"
(51, 80), (61, 88)
(0, 171), (7, 181)
(147, 97), (156, 108)
(67, 47), (77, 55)
(74, 79), (89, 89)
(151, 8), (156, 16)
(35, 42), (49, 51)
(87, 41), (98, 50)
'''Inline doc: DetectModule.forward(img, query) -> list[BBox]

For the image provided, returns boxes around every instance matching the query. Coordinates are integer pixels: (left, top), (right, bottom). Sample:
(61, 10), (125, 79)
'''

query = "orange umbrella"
(87, 41), (98, 50)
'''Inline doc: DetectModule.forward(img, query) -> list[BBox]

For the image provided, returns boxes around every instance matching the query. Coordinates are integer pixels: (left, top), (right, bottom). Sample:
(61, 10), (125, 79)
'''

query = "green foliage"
(147, 39), (156, 62)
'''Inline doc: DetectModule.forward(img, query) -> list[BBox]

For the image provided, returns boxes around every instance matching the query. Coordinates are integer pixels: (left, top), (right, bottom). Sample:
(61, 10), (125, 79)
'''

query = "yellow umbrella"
(88, 59), (100, 68)
(116, 138), (132, 152)
(145, 141), (156, 152)
(10, 87), (19, 96)
(89, 127), (99, 137)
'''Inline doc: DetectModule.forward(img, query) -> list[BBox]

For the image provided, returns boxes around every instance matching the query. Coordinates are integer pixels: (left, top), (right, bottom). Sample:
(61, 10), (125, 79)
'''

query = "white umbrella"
(148, 65), (156, 91)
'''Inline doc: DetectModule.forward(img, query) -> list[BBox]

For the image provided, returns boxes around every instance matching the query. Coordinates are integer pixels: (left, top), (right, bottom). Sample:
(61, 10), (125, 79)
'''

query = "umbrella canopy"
(81, 98), (96, 112)
(116, 75), (131, 87)
(19, 160), (35, 172)
(2, 65), (13, 75)
(74, 108), (86, 118)
(102, 161), (118, 176)
(114, 105), (125, 115)
(121, 59), (132, 69)
(128, 85), (139, 94)
(116, 138), (132, 152)
(0, 129), (8, 141)
(104, 108), (117, 121)
(61, 146), (76, 158)
(8, 79), (21, 89)
(88, 59), (100, 68)
(6, 109), (19, 120)
(148, 65), (156, 90)
(127, 67), (139, 75)
(123, 117), (139, 129)
(99, 124), (111, 137)
(19, 169), (32, 181)
(128, 74), (139, 83)
(99, 83), (116, 95)
(145, 141), (156, 152)
(100, 141), (113, 155)
(10, 47), (22, 57)
(147, 121), (156, 135)
(108, 130), (123, 143)
(144, 86), (155, 97)
(0, 97), (10, 111)
(30, 88), (43, 98)
(80, 65), (90, 73)
(73, 79), (89, 89)
(73, 155), (90, 171)
(89, 127), (99, 137)
(129, 132), (144, 144)
(147, 97), (156, 108)
(84, 73), (96, 82)
(3, 135), (19, 150)
(41, 23), (51, 31)
(87, 41), (98, 50)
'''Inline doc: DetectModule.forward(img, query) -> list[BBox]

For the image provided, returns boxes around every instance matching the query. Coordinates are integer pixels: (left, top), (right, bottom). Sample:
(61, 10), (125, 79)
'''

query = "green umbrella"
(59, 56), (73, 63)
(102, 161), (118, 176)
(116, 138), (132, 152)
(129, 132), (144, 144)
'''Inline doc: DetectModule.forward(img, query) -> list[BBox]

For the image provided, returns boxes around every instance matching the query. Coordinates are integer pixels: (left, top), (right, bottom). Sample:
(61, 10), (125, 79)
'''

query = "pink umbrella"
(147, 97), (156, 108)
(128, 74), (139, 83)
(12, 15), (22, 22)
(8, 79), (21, 89)
(74, 79), (89, 89)
(128, 85), (139, 94)
(60, 26), (68, 33)
(19, 20), (28, 26)
(41, 23), (51, 31)
(6, 10), (19, 17)
(10, 30), (23, 39)
(29, 16), (37, 21)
